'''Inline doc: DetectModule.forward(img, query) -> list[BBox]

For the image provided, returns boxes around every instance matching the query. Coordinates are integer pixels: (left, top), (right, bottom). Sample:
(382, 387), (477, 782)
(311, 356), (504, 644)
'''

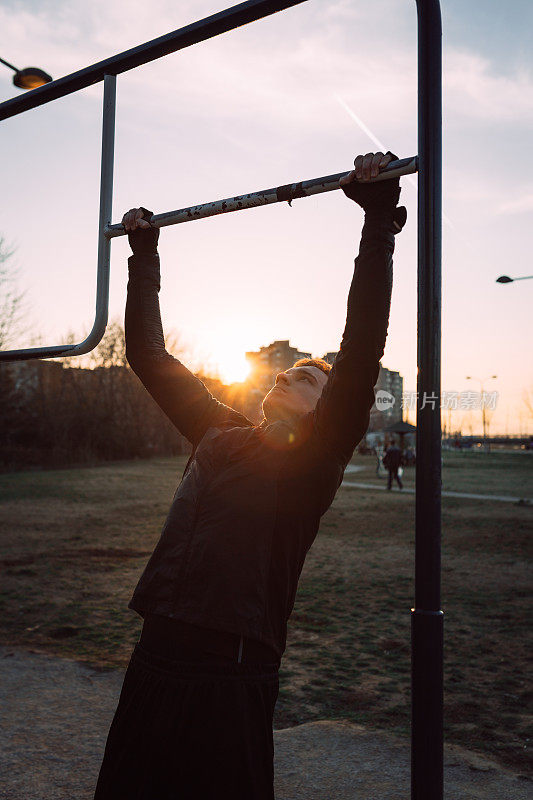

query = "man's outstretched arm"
(310, 151), (407, 466)
(124, 207), (254, 447)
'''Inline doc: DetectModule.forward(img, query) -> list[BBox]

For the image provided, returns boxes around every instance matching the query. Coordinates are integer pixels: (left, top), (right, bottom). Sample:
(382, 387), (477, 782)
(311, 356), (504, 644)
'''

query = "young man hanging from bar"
(94, 150), (407, 800)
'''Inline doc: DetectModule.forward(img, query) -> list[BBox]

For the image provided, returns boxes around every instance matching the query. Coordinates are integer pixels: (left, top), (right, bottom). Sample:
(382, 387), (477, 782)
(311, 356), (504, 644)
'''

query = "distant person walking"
(374, 445), (383, 476)
(383, 440), (403, 490)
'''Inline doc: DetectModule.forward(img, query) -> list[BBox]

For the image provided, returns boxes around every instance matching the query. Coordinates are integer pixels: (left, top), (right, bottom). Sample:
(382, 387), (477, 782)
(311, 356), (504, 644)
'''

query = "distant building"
(6, 359), (64, 398)
(322, 352), (338, 366)
(245, 339), (312, 393)
(368, 366), (403, 431)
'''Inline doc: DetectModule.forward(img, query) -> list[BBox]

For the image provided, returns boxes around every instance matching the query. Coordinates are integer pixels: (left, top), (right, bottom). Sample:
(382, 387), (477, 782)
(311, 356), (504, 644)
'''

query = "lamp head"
(13, 67), (52, 90)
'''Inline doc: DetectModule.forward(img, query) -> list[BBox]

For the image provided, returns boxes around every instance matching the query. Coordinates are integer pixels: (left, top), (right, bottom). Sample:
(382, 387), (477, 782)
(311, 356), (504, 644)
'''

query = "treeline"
(0, 322), (261, 472)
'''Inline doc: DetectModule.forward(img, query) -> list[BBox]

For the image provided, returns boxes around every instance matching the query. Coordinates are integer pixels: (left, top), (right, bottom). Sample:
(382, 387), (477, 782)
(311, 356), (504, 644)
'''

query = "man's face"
(262, 366), (329, 425)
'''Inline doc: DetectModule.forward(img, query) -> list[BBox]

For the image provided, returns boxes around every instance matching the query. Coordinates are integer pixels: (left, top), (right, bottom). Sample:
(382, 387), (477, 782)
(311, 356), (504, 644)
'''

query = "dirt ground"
(1, 451), (532, 784)
(1, 644), (531, 800)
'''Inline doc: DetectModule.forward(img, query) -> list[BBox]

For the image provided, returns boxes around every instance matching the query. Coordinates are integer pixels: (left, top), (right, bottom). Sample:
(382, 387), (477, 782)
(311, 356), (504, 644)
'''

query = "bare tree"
(523, 387), (533, 421)
(89, 318), (127, 369)
(2, 311), (263, 469)
(0, 236), (29, 350)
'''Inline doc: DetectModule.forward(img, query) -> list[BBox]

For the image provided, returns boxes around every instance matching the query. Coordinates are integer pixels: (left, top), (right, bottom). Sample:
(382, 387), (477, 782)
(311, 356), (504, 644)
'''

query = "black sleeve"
(125, 251), (254, 446)
(309, 209), (398, 466)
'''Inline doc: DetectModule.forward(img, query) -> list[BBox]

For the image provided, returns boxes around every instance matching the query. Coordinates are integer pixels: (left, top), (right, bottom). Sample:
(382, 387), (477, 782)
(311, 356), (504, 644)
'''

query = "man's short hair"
(292, 357), (332, 377)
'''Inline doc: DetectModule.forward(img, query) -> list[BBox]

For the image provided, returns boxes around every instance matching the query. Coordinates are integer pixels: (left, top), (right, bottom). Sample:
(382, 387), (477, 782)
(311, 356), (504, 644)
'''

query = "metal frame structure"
(0, 2), (443, 798)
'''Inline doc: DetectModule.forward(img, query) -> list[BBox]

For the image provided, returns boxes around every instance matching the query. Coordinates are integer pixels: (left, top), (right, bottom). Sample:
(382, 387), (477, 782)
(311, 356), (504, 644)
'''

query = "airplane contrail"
(335, 93), (454, 230)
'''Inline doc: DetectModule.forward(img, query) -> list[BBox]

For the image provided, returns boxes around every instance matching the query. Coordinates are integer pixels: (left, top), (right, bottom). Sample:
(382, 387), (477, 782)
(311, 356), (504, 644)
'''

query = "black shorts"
(93, 643), (280, 800)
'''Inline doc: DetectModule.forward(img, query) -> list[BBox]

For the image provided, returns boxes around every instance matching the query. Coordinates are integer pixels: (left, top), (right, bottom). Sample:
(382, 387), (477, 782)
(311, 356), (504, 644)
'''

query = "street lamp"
(496, 275), (533, 284)
(0, 56), (52, 90)
(465, 375), (498, 453)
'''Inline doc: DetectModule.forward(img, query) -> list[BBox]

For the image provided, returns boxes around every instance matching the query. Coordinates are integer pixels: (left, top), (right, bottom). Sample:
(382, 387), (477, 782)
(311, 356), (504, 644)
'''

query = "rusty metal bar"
(105, 156), (418, 237)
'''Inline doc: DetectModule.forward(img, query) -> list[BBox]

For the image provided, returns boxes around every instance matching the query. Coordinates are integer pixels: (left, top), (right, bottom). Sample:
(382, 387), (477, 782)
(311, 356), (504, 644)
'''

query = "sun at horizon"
(204, 330), (253, 385)
(217, 352), (251, 384)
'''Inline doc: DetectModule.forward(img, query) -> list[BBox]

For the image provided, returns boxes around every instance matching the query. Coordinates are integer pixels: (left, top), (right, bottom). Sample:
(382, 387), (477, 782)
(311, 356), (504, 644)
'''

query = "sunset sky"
(0, 0), (531, 435)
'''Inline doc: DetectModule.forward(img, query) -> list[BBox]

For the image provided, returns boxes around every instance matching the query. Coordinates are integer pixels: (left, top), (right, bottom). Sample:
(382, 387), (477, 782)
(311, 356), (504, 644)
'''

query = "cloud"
(3, 1), (532, 135)
(496, 194), (533, 215)
(444, 49), (533, 124)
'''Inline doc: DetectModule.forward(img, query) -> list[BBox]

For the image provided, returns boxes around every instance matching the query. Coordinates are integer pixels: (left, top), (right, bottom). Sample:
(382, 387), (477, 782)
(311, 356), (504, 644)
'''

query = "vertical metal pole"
(412, 2), (443, 799)
(90, 73), (116, 350)
(0, 72), (117, 362)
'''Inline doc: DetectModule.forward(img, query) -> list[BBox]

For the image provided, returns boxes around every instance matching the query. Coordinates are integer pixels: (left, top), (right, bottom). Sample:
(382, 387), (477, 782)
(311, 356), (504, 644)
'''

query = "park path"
(1, 645), (531, 799)
(342, 465), (531, 503)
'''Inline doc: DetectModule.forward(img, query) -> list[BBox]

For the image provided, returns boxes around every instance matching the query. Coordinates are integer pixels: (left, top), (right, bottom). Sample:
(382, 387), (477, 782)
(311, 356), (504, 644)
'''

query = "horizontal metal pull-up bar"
(105, 157), (418, 238)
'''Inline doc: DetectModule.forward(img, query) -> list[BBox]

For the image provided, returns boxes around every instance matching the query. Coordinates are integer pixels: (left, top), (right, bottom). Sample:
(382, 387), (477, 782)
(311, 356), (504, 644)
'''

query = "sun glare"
(218, 353), (251, 384)
(207, 332), (252, 384)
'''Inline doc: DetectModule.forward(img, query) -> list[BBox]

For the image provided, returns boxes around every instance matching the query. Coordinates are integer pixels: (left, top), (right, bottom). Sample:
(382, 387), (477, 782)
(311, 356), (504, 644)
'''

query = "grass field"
(0, 450), (531, 774)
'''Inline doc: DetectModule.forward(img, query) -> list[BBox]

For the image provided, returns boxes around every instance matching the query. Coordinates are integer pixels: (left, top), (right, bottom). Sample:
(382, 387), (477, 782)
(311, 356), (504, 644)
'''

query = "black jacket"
(125, 208), (404, 661)
(384, 445), (403, 471)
